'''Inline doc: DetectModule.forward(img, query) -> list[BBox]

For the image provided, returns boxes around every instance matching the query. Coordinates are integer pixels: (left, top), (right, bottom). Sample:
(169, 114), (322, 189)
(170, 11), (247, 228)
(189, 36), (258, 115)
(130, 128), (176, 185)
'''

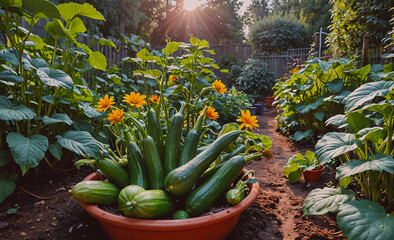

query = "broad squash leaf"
(303, 187), (355, 216)
(356, 127), (385, 143)
(326, 78), (343, 93)
(336, 154), (394, 180)
(48, 142), (62, 161)
(162, 42), (181, 56)
(68, 17), (86, 36)
(0, 48), (19, 68)
(325, 114), (348, 128)
(42, 113), (73, 125)
(315, 132), (359, 165)
(6, 132), (48, 175)
(346, 112), (370, 133)
(295, 98), (323, 114)
(337, 200), (394, 240)
(77, 101), (101, 118)
(293, 129), (313, 142)
(87, 51), (107, 71)
(344, 81), (394, 113)
(0, 70), (23, 85)
(56, 130), (104, 159)
(0, 170), (18, 204)
(99, 38), (117, 50)
(37, 67), (73, 90)
(0, 150), (12, 167)
(22, 0), (60, 19)
(0, 0), (22, 8)
(0, 96), (36, 121)
(57, 2), (105, 22)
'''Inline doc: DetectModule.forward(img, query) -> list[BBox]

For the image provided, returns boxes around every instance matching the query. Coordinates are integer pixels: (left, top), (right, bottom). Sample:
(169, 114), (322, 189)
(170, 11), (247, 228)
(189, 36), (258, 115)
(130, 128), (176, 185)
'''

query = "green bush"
(248, 14), (309, 54)
(235, 59), (275, 102)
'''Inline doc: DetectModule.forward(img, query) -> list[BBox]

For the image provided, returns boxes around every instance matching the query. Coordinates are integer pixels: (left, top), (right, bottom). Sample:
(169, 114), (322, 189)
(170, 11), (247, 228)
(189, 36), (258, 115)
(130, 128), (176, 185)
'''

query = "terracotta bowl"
(79, 172), (260, 240)
(303, 165), (325, 182)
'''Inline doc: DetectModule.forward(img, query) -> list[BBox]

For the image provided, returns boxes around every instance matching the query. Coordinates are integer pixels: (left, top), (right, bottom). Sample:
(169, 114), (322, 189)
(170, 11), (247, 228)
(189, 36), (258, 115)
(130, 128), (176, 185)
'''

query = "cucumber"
(69, 181), (120, 205)
(96, 158), (129, 188)
(226, 188), (245, 205)
(172, 210), (190, 219)
(127, 190), (174, 219)
(147, 108), (164, 162)
(164, 104), (185, 175)
(178, 129), (201, 166)
(185, 156), (245, 216)
(142, 136), (165, 189)
(127, 143), (149, 189)
(164, 130), (241, 197)
(118, 185), (146, 217)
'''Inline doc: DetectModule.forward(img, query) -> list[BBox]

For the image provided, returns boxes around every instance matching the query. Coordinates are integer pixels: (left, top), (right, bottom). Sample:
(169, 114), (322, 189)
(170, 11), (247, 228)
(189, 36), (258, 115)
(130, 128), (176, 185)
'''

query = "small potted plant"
(283, 151), (325, 183)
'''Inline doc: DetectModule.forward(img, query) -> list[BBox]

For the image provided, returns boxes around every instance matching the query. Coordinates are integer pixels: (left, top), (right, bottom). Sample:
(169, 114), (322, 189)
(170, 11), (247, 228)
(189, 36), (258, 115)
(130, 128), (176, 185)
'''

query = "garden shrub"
(235, 59), (275, 102)
(248, 14), (309, 54)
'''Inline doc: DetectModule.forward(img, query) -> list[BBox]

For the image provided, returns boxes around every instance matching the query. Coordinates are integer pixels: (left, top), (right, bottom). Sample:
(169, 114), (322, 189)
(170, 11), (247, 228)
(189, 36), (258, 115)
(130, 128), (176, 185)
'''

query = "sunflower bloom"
(212, 80), (227, 94)
(149, 95), (160, 104)
(200, 106), (219, 120)
(262, 149), (274, 160)
(169, 75), (178, 82)
(96, 94), (115, 112)
(107, 109), (124, 125)
(237, 110), (259, 130)
(123, 92), (147, 108)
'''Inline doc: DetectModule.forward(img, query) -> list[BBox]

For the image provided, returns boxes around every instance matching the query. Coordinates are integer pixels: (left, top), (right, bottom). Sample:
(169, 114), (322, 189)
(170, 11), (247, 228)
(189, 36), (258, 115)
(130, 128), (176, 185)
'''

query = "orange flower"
(96, 94), (115, 112)
(200, 106), (219, 120)
(262, 149), (273, 160)
(237, 110), (259, 130)
(289, 68), (300, 74)
(149, 95), (160, 103)
(123, 92), (147, 108)
(212, 79), (227, 94)
(107, 109), (124, 125)
(169, 75), (178, 82)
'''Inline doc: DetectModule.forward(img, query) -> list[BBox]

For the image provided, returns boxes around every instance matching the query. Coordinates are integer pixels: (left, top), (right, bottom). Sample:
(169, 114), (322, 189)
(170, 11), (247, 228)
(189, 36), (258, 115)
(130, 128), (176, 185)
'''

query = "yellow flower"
(169, 75), (178, 82)
(289, 68), (300, 74)
(262, 149), (273, 160)
(149, 95), (160, 104)
(96, 94), (115, 112)
(107, 109), (124, 125)
(237, 110), (259, 130)
(212, 79), (227, 94)
(123, 92), (147, 108)
(200, 106), (219, 120)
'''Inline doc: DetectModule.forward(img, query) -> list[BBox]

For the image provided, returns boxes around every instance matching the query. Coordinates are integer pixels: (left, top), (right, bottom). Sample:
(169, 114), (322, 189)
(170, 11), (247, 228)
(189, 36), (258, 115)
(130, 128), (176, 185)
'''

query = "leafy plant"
(235, 59), (275, 102)
(284, 151), (320, 184)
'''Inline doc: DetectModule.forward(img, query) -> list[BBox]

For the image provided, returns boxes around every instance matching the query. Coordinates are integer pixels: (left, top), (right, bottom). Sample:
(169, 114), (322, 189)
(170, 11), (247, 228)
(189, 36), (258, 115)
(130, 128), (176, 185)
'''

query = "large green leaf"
(37, 67), (73, 90)
(346, 112), (370, 133)
(6, 132), (48, 175)
(0, 170), (18, 204)
(325, 114), (348, 128)
(0, 96), (36, 121)
(336, 154), (394, 180)
(293, 129), (313, 142)
(303, 187), (355, 216)
(295, 98), (323, 114)
(162, 42), (181, 56)
(356, 127), (385, 143)
(337, 200), (394, 240)
(87, 51), (107, 71)
(0, 70), (23, 85)
(326, 78), (343, 93)
(315, 132), (359, 165)
(57, 2), (105, 22)
(22, 0), (60, 19)
(356, 102), (393, 117)
(77, 101), (101, 118)
(68, 17), (86, 36)
(0, 150), (12, 167)
(99, 38), (117, 50)
(42, 113), (73, 125)
(0, 48), (19, 68)
(344, 81), (394, 113)
(56, 130), (104, 159)
(0, 0), (22, 8)
(45, 20), (75, 41)
(48, 142), (62, 161)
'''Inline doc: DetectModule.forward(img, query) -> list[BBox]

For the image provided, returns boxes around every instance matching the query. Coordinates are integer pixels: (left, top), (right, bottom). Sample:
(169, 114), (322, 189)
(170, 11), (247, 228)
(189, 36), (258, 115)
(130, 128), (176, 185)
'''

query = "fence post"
(314, 32), (320, 57)
(362, 35), (370, 66)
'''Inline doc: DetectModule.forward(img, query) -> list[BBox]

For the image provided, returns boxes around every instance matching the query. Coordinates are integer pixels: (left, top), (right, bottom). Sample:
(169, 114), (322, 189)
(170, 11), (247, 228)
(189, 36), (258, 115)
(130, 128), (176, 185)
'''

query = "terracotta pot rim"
(80, 172), (259, 231)
(303, 164), (325, 173)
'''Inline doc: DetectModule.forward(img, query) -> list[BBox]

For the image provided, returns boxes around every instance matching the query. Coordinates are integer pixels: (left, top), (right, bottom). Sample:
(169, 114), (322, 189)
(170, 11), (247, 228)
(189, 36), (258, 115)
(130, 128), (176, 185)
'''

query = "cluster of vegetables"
(69, 110), (262, 219)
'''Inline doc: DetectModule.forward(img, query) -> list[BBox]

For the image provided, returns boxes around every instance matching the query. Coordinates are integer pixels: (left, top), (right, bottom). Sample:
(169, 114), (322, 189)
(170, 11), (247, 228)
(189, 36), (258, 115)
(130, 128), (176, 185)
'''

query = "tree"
(243, 0), (270, 27)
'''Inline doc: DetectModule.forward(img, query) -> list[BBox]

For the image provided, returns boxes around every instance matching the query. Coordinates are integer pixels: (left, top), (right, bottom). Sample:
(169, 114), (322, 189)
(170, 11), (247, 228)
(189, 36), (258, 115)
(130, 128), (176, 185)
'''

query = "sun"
(183, 0), (201, 11)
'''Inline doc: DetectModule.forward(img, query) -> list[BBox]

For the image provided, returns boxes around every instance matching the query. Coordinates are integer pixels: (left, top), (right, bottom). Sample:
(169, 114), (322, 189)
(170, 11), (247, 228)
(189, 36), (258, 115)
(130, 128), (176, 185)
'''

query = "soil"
(0, 109), (344, 240)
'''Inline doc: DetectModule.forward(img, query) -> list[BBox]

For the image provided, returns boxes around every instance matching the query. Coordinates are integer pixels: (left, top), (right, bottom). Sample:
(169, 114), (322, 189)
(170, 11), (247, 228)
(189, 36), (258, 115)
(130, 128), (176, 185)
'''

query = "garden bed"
(0, 110), (343, 240)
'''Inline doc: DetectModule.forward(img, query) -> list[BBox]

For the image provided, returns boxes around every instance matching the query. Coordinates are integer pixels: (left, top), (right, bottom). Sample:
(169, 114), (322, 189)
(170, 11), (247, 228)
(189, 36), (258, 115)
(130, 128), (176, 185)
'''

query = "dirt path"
(0, 110), (343, 240)
(228, 110), (343, 240)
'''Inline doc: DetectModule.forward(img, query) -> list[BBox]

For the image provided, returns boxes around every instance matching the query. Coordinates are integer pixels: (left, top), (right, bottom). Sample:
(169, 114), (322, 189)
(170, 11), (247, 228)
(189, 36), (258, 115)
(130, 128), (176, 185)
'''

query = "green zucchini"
(129, 116), (165, 190)
(118, 185), (146, 217)
(164, 104), (185, 175)
(226, 188), (245, 205)
(96, 158), (129, 188)
(164, 130), (241, 197)
(185, 153), (262, 216)
(172, 210), (190, 219)
(126, 190), (174, 219)
(127, 143), (149, 189)
(178, 110), (205, 166)
(69, 181), (120, 205)
(185, 156), (245, 216)
(147, 108), (164, 162)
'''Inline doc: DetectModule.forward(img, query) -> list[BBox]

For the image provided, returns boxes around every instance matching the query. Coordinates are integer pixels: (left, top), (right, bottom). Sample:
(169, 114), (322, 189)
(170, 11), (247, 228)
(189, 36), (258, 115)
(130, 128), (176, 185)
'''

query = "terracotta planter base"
(303, 165), (325, 182)
(79, 172), (259, 240)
